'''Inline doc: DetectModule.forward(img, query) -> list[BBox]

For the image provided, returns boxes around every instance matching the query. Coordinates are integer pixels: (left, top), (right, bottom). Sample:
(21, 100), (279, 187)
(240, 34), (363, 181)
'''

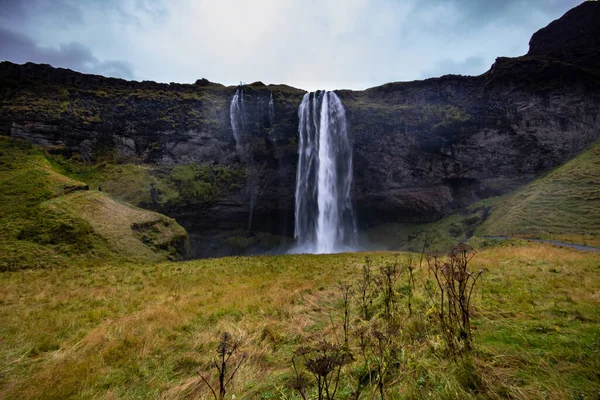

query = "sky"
(0, 0), (584, 91)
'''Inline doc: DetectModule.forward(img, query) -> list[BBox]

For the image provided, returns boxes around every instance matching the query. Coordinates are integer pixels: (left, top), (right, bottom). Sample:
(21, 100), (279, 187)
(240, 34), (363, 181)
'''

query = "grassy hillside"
(369, 140), (600, 251)
(0, 245), (598, 399)
(0, 136), (188, 270)
(47, 150), (246, 212)
(479, 140), (600, 246)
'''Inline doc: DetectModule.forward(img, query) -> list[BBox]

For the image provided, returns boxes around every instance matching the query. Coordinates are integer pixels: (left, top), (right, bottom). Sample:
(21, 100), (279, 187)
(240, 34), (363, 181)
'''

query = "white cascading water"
(230, 87), (257, 230)
(292, 91), (357, 254)
(267, 92), (275, 139)
(230, 87), (245, 149)
(268, 92), (275, 127)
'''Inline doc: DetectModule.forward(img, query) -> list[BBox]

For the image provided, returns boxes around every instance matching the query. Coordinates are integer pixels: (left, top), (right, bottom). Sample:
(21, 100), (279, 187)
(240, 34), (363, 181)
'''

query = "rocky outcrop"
(1, 2), (599, 255)
(528, 1), (600, 70)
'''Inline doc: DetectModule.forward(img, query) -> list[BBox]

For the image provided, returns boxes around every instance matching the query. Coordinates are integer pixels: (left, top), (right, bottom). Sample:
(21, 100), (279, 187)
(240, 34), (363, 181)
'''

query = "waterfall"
(230, 87), (257, 230)
(230, 87), (245, 148)
(292, 91), (357, 254)
(268, 92), (275, 133)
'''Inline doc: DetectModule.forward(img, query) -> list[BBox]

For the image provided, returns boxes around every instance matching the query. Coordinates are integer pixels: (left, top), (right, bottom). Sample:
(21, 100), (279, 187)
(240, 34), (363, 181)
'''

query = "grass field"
(1, 135), (599, 398)
(0, 243), (598, 399)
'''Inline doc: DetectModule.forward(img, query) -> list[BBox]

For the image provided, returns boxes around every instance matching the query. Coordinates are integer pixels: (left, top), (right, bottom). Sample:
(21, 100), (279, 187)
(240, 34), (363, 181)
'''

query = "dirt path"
(484, 236), (600, 253)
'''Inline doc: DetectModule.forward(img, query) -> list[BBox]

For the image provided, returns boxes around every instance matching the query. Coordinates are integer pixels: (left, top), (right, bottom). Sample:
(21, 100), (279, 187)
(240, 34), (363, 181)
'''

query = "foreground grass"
(0, 243), (598, 399)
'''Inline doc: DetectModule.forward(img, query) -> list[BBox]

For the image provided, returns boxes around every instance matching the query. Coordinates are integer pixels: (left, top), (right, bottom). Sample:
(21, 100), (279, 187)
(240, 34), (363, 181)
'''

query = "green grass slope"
(47, 150), (246, 212)
(479, 140), (600, 245)
(368, 140), (600, 251)
(0, 136), (188, 270)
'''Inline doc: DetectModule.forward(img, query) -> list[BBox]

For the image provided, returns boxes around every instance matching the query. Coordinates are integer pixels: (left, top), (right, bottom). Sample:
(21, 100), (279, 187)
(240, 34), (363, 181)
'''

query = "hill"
(479, 139), (600, 245)
(368, 139), (600, 251)
(0, 136), (188, 270)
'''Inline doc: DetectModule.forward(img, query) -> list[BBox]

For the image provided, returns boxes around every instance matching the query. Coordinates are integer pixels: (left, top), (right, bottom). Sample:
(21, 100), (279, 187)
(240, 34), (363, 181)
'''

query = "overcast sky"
(0, 0), (584, 91)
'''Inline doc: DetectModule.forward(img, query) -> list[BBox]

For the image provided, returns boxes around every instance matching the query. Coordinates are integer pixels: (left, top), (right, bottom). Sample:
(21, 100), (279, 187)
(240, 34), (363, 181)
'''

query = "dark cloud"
(0, 0), (83, 25)
(0, 28), (134, 79)
(0, 0), (168, 27)
(420, 56), (486, 78)
(413, 0), (582, 29)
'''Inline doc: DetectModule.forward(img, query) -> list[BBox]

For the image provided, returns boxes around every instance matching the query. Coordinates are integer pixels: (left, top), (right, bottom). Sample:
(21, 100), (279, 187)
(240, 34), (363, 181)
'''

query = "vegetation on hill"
(0, 244), (598, 398)
(479, 140), (600, 246)
(369, 140), (600, 251)
(48, 152), (246, 211)
(365, 198), (495, 253)
(0, 136), (188, 270)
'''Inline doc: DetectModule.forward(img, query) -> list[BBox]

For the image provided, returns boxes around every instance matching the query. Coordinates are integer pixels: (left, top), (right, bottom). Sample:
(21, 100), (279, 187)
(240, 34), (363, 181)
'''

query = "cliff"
(1, 2), (599, 255)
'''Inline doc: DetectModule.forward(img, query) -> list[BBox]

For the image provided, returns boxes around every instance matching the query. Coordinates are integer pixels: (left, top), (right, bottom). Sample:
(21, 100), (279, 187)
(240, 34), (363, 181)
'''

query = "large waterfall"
(293, 91), (357, 254)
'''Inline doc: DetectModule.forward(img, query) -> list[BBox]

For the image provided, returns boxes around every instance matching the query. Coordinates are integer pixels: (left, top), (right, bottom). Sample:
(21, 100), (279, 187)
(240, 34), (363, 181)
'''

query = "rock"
(528, 1), (600, 70)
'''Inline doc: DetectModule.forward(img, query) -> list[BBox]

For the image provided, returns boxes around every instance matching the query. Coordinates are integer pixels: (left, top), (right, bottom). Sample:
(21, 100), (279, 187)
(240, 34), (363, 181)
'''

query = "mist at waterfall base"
(289, 91), (358, 254)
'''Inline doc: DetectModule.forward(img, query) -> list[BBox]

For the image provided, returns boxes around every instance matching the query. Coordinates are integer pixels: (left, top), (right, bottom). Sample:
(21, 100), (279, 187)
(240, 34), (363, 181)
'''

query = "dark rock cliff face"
(528, 1), (600, 70)
(1, 2), (599, 255)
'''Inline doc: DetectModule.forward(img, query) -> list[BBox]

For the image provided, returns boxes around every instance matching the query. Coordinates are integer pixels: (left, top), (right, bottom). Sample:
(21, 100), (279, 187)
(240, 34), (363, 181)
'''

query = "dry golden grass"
(44, 191), (186, 260)
(0, 244), (598, 399)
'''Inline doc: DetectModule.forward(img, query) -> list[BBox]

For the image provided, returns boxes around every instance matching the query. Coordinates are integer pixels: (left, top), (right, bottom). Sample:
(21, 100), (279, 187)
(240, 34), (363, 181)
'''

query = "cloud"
(413, 0), (582, 29)
(0, 0), (167, 26)
(0, 0), (587, 90)
(0, 0), (83, 27)
(421, 56), (486, 79)
(0, 28), (134, 79)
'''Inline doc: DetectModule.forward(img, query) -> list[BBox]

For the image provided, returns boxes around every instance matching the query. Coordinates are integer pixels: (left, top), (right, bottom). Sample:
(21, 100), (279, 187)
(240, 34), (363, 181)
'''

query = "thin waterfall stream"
(229, 87), (257, 231)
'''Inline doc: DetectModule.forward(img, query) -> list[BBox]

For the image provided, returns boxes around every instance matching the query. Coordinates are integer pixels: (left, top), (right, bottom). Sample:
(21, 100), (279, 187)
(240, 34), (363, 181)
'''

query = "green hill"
(367, 140), (600, 251)
(0, 136), (188, 270)
(479, 140), (600, 246)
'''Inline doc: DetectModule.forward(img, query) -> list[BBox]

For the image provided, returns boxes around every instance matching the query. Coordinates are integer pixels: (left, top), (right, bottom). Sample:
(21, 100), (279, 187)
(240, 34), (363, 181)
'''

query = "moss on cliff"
(0, 62), (237, 135)
(366, 198), (494, 252)
(48, 150), (246, 212)
(48, 155), (179, 207)
(169, 163), (244, 207)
